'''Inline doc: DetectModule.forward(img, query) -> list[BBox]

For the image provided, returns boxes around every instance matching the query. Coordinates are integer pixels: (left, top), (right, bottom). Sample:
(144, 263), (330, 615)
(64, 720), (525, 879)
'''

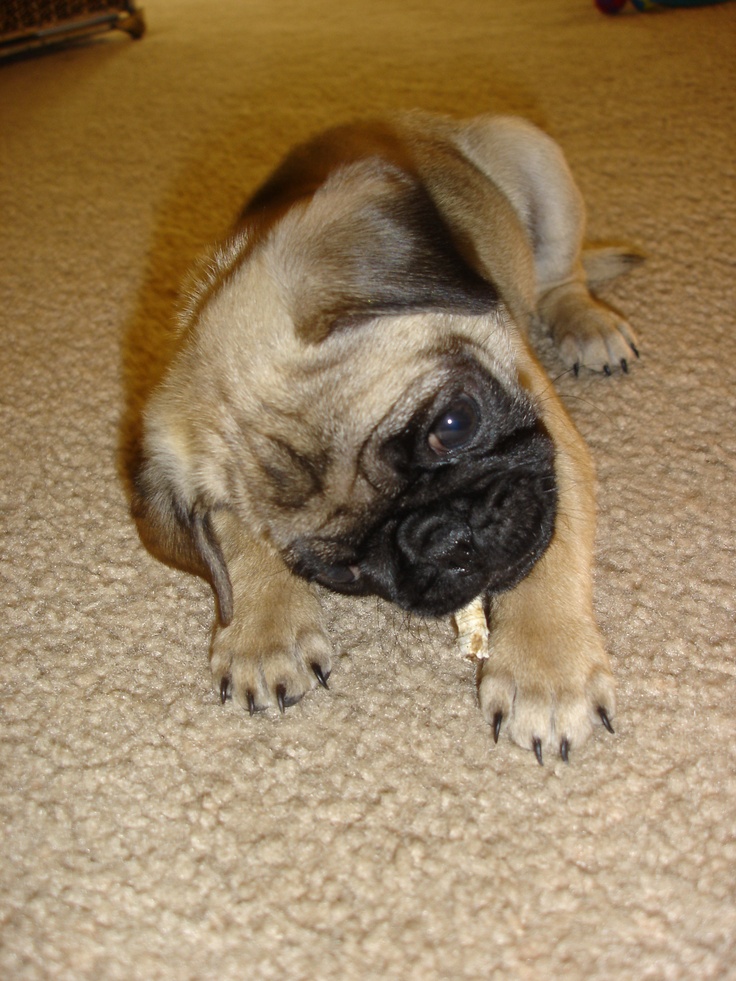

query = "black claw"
(603, 363), (612, 376)
(630, 342), (640, 359)
(621, 358), (629, 374)
(492, 711), (503, 744)
(220, 676), (231, 704)
(311, 662), (330, 689)
(246, 690), (257, 717)
(560, 738), (570, 764)
(276, 684), (287, 715)
(533, 738), (544, 766)
(573, 362), (580, 377)
(598, 706), (615, 734)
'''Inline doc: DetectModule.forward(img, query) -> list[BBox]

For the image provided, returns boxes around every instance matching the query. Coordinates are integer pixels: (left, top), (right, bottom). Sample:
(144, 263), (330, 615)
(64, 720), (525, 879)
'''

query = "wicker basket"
(0, 1), (145, 56)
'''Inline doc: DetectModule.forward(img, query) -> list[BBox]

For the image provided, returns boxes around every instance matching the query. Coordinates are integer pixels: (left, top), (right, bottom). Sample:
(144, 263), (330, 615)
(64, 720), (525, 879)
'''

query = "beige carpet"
(2, 0), (735, 977)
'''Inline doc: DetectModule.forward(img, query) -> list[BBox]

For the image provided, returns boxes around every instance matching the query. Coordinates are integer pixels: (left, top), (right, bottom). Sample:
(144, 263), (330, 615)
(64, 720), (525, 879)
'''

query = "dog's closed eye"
(314, 564), (362, 588)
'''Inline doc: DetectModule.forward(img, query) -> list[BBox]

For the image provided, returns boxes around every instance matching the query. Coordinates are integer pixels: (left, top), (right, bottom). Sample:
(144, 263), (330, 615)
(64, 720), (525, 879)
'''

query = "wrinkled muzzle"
(353, 423), (556, 615)
(291, 416), (557, 618)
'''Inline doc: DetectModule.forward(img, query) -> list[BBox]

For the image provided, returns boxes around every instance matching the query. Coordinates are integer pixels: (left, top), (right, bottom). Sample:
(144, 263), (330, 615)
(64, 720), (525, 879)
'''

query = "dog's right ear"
(289, 160), (499, 343)
(132, 451), (234, 626)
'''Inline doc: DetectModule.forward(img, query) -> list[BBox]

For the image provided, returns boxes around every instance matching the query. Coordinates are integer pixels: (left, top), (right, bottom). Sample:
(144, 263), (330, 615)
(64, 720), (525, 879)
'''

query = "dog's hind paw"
(555, 302), (640, 377)
(538, 277), (640, 376)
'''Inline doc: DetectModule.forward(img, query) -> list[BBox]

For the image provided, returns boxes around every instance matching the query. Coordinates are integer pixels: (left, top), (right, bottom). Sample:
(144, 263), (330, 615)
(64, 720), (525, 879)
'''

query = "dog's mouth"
(290, 417), (557, 617)
(371, 455), (556, 615)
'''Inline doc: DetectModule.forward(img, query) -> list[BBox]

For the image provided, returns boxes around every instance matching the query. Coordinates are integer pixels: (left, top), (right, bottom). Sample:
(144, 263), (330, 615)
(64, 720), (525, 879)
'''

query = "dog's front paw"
(554, 301), (640, 377)
(210, 579), (332, 715)
(477, 616), (616, 764)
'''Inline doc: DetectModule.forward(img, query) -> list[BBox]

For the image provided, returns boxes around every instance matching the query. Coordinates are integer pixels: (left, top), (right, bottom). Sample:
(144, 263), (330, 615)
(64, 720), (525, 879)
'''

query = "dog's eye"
(316, 564), (361, 588)
(428, 396), (479, 454)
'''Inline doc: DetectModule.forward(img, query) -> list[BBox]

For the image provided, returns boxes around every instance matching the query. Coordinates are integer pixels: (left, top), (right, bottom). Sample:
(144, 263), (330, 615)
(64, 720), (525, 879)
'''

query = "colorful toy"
(596, 0), (729, 12)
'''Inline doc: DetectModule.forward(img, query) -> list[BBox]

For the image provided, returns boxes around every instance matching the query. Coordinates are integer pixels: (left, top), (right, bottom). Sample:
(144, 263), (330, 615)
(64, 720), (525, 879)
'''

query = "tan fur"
(133, 111), (640, 761)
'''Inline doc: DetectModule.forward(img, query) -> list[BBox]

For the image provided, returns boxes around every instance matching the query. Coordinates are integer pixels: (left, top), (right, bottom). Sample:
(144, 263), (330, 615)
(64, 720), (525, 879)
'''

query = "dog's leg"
(452, 115), (640, 374)
(520, 130), (640, 375)
(208, 509), (333, 713)
(476, 361), (616, 762)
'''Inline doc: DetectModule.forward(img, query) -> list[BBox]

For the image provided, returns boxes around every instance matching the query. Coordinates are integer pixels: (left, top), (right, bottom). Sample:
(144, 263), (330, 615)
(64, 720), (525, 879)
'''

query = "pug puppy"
(133, 111), (640, 763)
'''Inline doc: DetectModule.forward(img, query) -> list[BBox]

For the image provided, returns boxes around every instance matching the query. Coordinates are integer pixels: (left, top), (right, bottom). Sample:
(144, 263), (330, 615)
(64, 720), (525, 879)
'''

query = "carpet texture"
(1, 1), (735, 978)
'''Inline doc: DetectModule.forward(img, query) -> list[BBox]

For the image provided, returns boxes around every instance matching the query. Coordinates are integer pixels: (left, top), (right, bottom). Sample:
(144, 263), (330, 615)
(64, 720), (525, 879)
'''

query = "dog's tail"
(582, 247), (645, 287)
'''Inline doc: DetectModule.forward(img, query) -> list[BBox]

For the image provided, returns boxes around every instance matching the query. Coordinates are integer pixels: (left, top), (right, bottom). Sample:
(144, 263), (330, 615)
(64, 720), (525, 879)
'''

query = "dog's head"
(133, 155), (556, 622)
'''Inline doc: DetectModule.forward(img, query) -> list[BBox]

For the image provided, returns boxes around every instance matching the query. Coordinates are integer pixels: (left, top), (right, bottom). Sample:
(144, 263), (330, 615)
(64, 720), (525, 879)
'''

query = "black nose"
(443, 538), (476, 574)
(397, 511), (477, 575)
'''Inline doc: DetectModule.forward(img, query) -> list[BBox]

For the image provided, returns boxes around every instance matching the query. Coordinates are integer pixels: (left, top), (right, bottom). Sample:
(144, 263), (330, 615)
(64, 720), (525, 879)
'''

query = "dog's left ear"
(132, 450), (234, 626)
(294, 162), (498, 342)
